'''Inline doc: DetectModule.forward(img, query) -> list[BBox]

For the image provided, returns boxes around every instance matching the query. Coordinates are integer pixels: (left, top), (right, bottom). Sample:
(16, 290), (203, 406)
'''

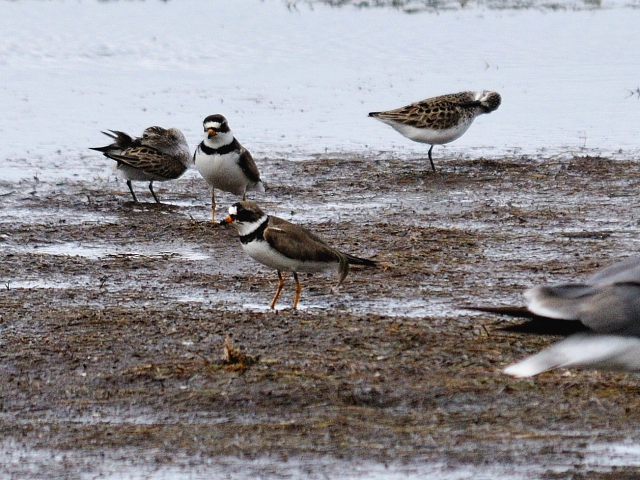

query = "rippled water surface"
(1, 0), (640, 178)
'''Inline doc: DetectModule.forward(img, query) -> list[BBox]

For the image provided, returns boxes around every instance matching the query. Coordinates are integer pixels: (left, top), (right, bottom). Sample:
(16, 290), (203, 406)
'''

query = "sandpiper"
(369, 91), (501, 171)
(90, 126), (190, 203)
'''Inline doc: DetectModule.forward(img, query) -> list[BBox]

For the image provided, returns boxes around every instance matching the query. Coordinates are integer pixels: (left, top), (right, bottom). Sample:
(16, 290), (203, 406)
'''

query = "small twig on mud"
(221, 334), (257, 371)
(3, 281), (10, 290)
(482, 325), (490, 337)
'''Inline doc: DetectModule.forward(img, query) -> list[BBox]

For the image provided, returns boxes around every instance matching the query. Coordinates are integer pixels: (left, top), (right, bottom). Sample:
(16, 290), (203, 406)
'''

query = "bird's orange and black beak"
(206, 127), (217, 138)
(220, 215), (234, 226)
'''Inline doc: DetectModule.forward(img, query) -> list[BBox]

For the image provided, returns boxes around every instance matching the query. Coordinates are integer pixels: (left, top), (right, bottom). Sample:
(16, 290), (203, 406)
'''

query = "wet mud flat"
(2, 154), (640, 478)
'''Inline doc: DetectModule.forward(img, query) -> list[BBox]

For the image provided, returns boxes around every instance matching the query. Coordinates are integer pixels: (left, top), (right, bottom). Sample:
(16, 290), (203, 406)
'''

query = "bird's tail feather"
(344, 254), (377, 268)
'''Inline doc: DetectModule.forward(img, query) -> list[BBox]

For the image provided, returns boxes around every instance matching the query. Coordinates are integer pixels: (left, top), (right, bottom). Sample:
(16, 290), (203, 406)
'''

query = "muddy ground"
(2, 153), (640, 478)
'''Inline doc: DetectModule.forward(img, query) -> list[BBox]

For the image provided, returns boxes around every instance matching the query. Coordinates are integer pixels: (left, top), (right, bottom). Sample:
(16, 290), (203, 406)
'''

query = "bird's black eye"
(143, 133), (149, 138)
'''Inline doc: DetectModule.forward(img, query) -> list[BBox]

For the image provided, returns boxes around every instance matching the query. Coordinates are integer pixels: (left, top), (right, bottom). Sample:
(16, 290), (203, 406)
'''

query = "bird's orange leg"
(292, 272), (303, 310)
(270, 271), (285, 309)
(211, 191), (217, 222)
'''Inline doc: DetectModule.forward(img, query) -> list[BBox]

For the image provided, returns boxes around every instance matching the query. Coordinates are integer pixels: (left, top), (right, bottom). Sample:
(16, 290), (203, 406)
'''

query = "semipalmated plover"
(369, 91), (501, 171)
(90, 126), (190, 203)
(221, 201), (376, 310)
(194, 114), (265, 221)
(468, 257), (640, 377)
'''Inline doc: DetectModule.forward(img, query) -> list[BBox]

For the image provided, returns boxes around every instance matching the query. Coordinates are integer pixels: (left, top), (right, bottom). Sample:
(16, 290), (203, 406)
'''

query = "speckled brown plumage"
(369, 91), (501, 171)
(90, 126), (191, 203)
(106, 145), (189, 180)
(371, 91), (500, 130)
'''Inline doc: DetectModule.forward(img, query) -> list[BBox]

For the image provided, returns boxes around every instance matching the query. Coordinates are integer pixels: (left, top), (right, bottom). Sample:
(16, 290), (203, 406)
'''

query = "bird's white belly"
(115, 164), (166, 182)
(195, 153), (247, 195)
(243, 240), (338, 274)
(387, 119), (474, 145)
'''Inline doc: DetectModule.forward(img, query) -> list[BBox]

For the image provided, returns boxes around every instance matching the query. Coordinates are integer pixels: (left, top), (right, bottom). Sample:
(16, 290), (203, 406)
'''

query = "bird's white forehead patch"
(204, 121), (222, 130)
(228, 205), (238, 216)
(475, 90), (492, 101)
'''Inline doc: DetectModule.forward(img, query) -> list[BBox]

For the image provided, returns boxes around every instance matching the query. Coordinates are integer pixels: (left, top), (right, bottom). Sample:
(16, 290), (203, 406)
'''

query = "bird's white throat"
(204, 130), (234, 149)
(235, 214), (268, 237)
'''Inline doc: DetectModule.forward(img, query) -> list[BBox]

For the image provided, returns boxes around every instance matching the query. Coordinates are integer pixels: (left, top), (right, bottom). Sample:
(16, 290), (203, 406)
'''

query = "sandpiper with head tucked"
(194, 114), (265, 222)
(221, 201), (376, 310)
(90, 126), (190, 203)
(369, 90), (501, 171)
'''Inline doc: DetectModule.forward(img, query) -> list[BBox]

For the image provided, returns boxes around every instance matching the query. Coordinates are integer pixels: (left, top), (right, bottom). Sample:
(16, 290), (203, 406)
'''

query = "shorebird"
(467, 257), (640, 377)
(221, 201), (376, 310)
(91, 126), (190, 203)
(194, 114), (264, 221)
(369, 91), (501, 171)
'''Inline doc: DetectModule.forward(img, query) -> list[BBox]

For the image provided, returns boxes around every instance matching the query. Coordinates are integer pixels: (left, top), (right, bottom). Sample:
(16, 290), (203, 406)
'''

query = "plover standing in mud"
(467, 257), (640, 377)
(221, 201), (377, 310)
(369, 91), (501, 171)
(194, 114), (265, 222)
(90, 126), (191, 203)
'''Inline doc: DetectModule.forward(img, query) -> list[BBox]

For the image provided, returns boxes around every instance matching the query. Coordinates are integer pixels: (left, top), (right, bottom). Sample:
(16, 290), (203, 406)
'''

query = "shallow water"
(1, 438), (639, 479)
(2, 0), (640, 182)
(7, 242), (210, 261)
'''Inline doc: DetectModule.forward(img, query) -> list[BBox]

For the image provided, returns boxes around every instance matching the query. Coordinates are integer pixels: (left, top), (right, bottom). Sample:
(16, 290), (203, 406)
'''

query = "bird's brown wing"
(264, 217), (341, 264)
(105, 146), (188, 179)
(236, 145), (262, 184)
(373, 101), (466, 129)
(370, 91), (489, 129)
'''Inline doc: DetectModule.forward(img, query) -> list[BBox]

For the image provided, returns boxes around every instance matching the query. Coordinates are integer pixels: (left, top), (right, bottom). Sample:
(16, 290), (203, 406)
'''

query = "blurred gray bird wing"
(504, 333), (640, 377)
(90, 130), (139, 153)
(525, 282), (640, 336)
(587, 256), (640, 285)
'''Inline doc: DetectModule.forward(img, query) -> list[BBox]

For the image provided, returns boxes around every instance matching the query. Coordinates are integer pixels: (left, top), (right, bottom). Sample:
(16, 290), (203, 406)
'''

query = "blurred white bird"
(467, 257), (640, 377)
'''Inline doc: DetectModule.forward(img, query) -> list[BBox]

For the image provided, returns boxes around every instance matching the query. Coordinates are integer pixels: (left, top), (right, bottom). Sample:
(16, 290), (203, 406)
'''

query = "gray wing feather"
(588, 257), (640, 285)
(525, 281), (640, 336)
(504, 333), (640, 377)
